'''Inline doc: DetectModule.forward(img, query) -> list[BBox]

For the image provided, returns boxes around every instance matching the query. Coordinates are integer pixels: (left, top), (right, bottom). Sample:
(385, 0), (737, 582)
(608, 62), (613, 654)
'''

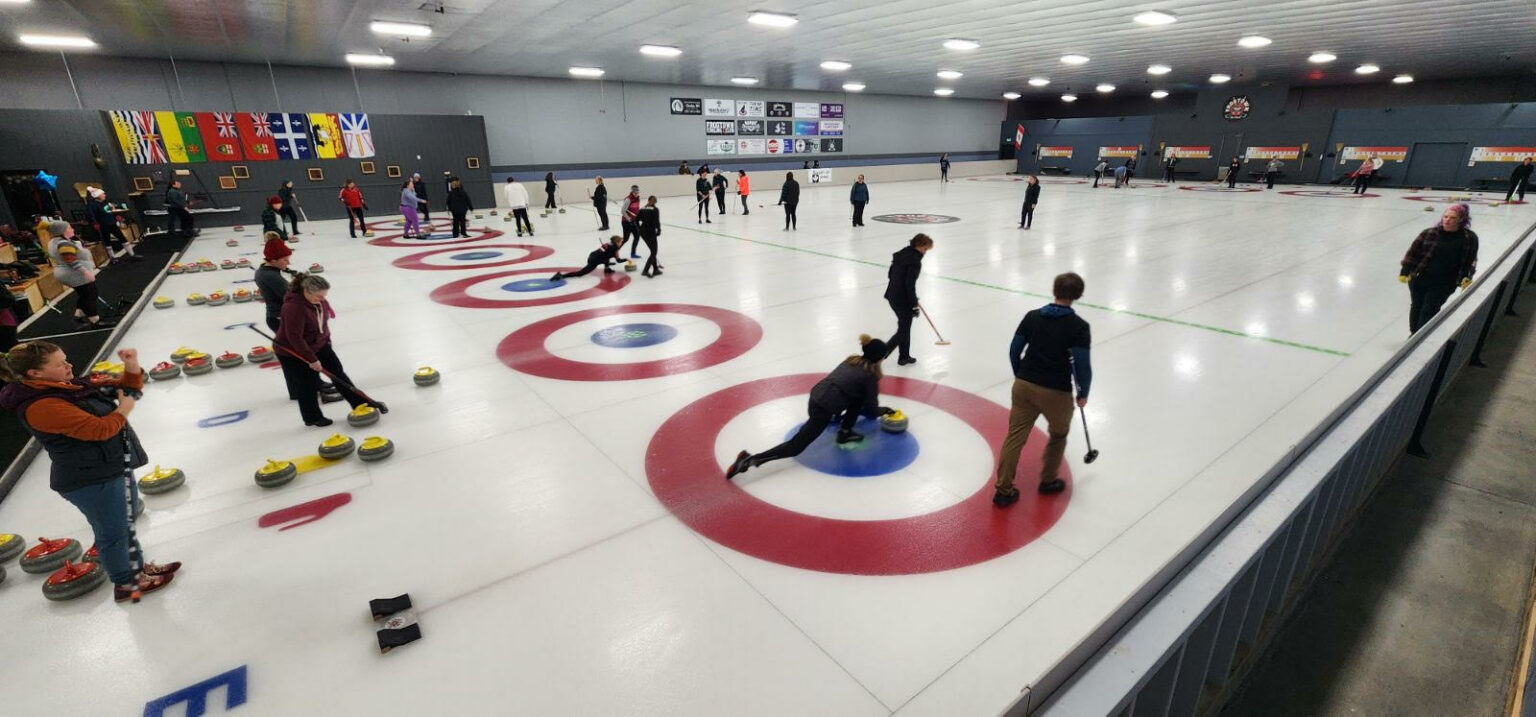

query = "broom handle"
(917, 303), (947, 343)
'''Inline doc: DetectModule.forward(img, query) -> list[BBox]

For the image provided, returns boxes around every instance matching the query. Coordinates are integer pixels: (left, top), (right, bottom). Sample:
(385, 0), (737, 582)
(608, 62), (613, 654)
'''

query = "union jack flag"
(212, 112), (238, 139)
(339, 113), (375, 158)
(132, 111), (169, 164)
(249, 113), (272, 138)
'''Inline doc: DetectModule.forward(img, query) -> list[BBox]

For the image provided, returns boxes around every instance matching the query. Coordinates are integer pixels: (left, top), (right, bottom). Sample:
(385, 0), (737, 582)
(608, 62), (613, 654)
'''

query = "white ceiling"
(3, 0), (1535, 99)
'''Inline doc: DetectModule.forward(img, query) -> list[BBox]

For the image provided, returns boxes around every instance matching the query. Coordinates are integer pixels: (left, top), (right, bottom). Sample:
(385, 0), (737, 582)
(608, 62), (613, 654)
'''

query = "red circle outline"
(645, 374), (1071, 575)
(392, 244), (556, 271)
(497, 304), (762, 381)
(430, 266), (629, 309)
(1178, 185), (1261, 193)
(1401, 194), (1524, 206)
(1279, 190), (1380, 198)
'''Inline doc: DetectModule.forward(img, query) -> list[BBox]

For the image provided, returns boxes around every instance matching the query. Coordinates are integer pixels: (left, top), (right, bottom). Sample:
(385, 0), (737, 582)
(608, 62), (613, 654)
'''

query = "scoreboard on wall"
(677, 97), (844, 156)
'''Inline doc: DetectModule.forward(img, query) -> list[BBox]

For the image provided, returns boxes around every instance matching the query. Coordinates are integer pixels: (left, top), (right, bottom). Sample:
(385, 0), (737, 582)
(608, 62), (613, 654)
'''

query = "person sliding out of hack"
(551, 236), (626, 282)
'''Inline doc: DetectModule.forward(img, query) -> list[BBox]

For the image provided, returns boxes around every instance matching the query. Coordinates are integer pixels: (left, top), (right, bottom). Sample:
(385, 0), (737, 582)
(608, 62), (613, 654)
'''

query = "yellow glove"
(1398, 275), (1408, 284)
(1461, 278), (1472, 290)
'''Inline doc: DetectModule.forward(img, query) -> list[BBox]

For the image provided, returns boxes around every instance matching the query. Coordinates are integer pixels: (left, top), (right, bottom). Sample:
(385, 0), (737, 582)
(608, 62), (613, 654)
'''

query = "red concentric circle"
(497, 304), (762, 381)
(392, 244), (555, 271)
(429, 266), (629, 309)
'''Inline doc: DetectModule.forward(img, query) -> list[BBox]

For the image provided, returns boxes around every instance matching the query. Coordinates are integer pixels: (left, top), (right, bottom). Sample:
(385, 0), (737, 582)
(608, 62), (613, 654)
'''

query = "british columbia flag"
(268, 113), (314, 160)
(132, 111), (169, 164)
(339, 113), (375, 158)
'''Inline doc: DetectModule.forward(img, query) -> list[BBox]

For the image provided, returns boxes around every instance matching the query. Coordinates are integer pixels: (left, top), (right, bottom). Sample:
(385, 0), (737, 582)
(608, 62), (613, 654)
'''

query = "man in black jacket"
(1508, 157), (1533, 203)
(884, 234), (933, 366)
(712, 170), (728, 214)
(411, 173), (430, 222)
(445, 180), (473, 238)
(164, 180), (194, 237)
(695, 169), (712, 224)
(591, 176), (609, 230)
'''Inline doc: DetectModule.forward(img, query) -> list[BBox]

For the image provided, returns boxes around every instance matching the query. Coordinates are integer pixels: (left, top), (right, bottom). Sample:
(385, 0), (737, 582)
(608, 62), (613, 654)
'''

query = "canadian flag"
(1014, 124), (1026, 150)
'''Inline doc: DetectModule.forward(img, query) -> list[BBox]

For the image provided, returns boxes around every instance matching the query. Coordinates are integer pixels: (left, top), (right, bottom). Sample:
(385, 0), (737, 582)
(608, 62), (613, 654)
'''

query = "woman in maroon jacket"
(273, 274), (368, 426)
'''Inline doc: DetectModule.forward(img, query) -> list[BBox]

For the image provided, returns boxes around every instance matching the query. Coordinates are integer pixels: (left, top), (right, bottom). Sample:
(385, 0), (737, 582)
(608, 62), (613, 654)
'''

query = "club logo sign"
(703, 99), (734, 117)
(820, 138), (843, 153)
(873, 213), (961, 224)
(705, 120), (736, 136)
(767, 120), (792, 136)
(766, 101), (793, 117)
(670, 98), (702, 115)
(1223, 95), (1252, 121)
(737, 119), (765, 136)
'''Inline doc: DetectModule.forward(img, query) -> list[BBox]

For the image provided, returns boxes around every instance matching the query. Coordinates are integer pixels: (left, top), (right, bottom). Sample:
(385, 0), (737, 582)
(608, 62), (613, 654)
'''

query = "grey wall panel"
(1322, 103), (1536, 187)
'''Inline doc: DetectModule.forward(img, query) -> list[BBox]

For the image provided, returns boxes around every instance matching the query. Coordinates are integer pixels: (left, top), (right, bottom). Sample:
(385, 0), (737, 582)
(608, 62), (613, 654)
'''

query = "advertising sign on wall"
(705, 139), (736, 155)
(818, 120), (844, 136)
(735, 101), (765, 117)
(669, 98), (702, 115)
(766, 138), (786, 154)
(1097, 146), (1138, 158)
(1468, 146), (1536, 164)
(820, 103), (844, 118)
(808, 168), (833, 183)
(792, 138), (820, 153)
(766, 102), (793, 117)
(703, 99), (734, 117)
(1341, 146), (1409, 162)
(767, 120), (792, 136)
(1039, 146), (1074, 158)
(1244, 146), (1301, 160)
(736, 138), (766, 155)
(793, 120), (819, 136)
(820, 138), (843, 153)
(794, 102), (820, 118)
(1164, 146), (1212, 159)
(737, 119), (765, 136)
(705, 120), (736, 136)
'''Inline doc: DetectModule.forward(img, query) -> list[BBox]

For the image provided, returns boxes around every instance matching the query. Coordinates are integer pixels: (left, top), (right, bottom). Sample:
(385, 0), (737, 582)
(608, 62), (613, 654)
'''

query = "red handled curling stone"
(19, 537), (82, 574)
(43, 561), (107, 601)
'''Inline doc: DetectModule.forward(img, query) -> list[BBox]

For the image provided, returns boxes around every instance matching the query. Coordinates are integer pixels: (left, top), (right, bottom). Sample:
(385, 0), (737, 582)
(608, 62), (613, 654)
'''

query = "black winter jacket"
(884, 246), (923, 307)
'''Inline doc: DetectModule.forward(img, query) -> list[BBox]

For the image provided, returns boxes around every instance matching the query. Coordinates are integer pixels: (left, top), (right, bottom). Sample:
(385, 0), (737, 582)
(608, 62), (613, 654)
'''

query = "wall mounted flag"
(106, 109), (373, 163)
(268, 113), (315, 160)
(236, 112), (278, 161)
(339, 113), (375, 158)
(1014, 124), (1025, 150)
(195, 112), (244, 161)
(155, 111), (207, 163)
(108, 111), (143, 164)
(308, 113), (347, 159)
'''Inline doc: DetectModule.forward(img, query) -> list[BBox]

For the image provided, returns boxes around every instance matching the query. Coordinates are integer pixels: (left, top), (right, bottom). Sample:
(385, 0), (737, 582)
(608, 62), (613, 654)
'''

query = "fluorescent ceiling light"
(1392, 74), (1414, 84)
(1028, 77), (1051, 87)
(1060, 54), (1090, 65)
(842, 82), (866, 91)
(933, 88), (954, 96)
(731, 76), (759, 85)
(1002, 92), (1021, 100)
(943, 38), (980, 51)
(1096, 83), (1116, 93)
(820, 60), (852, 71)
(1147, 64), (1171, 75)
(1133, 11), (1177, 26)
(346, 53), (395, 66)
(369, 21), (431, 37)
(1209, 73), (1231, 83)
(936, 70), (963, 80)
(1237, 35), (1272, 48)
(1150, 90), (1169, 98)
(1, 0), (37, 4)
(1061, 94), (1078, 102)
(747, 11), (798, 27)
(568, 66), (605, 77)
(18, 34), (96, 48)
(639, 45), (682, 57)
(1308, 52), (1337, 63)
(1355, 64), (1380, 75)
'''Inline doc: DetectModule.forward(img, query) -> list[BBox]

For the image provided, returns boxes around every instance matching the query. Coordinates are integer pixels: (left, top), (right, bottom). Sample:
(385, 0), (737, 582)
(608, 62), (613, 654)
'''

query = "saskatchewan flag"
(308, 112), (346, 159)
(154, 111), (207, 163)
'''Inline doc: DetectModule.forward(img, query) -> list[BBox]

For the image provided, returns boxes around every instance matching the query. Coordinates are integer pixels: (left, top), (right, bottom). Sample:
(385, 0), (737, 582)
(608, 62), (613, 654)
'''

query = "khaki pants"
(994, 379), (1075, 492)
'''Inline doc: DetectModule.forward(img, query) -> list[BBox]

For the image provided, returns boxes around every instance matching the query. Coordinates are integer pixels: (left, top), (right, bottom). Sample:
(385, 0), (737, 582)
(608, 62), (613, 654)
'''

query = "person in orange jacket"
(736, 170), (751, 215)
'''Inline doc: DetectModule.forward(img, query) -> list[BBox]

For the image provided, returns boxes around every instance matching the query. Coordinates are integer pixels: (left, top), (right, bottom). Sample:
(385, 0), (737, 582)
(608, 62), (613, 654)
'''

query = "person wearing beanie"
(277, 180), (301, 235)
(550, 236), (626, 282)
(337, 179), (366, 238)
(45, 220), (102, 326)
(1400, 203), (1479, 334)
(503, 177), (533, 237)
(85, 187), (139, 261)
(261, 195), (288, 242)
(725, 335), (896, 479)
(993, 272), (1092, 507)
(273, 273), (369, 427)
(254, 233), (294, 333)
(445, 179), (473, 238)
(620, 185), (642, 257)
(884, 234), (932, 366)
(737, 170), (751, 214)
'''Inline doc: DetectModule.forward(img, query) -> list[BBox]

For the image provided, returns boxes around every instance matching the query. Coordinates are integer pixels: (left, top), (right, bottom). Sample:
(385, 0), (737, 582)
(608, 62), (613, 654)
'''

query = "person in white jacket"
(503, 177), (533, 237)
(45, 220), (102, 326)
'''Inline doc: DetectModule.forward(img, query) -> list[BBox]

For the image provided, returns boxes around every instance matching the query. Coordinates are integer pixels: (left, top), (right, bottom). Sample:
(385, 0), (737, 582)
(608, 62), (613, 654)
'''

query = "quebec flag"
(268, 113), (314, 160)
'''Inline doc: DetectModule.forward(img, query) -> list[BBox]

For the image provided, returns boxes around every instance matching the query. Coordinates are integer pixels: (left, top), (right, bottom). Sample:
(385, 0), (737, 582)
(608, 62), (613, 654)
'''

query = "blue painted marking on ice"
(590, 322), (678, 348)
(450, 251), (502, 260)
(142, 665), (247, 717)
(788, 416), (919, 477)
(198, 411), (249, 428)
(223, 322), (257, 331)
(503, 278), (563, 292)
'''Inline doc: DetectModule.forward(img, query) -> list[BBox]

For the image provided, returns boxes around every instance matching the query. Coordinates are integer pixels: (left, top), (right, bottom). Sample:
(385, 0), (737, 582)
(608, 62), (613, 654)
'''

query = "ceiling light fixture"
(1147, 64), (1171, 75)
(369, 21), (431, 37)
(1028, 77), (1051, 87)
(747, 11), (798, 27)
(1308, 52), (1337, 64)
(346, 53), (395, 67)
(1060, 54), (1090, 65)
(1150, 90), (1169, 99)
(934, 88), (954, 96)
(1096, 83), (1115, 93)
(1393, 74), (1414, 84)
(731, 76), (759, 85)
(820, 60), (852, 71)
(1209, 73), (1231, 83)
(1355, 64), (1380, 75)
(639, 45), (682, 57)
(936, 70), (963, 80)
(842, 82), (866, 91)
(1237, 35), (1272, 48)
(943, 38), (980, 51)
(0, 0), (35, 4)
(1133, 10), (1178, 26)
(568, 66), (605, 78)
(18, 34), (96, 49)
(1002, 92), (1021, 100)
(1061, 94), (1078, 102)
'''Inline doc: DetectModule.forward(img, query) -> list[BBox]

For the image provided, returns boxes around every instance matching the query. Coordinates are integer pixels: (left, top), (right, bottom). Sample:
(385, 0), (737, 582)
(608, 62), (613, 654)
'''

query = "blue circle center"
(788, 417), (919, 477)
(503, 278), (563, 292)
(591, 322), (678, 348)
(451, 251), (502, 260)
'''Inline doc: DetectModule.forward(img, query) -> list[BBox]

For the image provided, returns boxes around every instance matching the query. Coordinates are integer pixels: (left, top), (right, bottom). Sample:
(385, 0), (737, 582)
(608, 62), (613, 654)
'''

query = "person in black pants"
(164, 180), (194, 237)
(725, 335), (896, 479)
(278, 180), (301, 235)
(1020, 175), (1041, 229)
(591, 176), (609, 230)
(1162, 155), (1178, 182)
(1350, 157), (1377, 194)
(778, 172), (800, 230)
(544, 172), (558, 210)
(551, 236), (626, 281)
(1507, 157), (1533, 202)
(1226, 157), (1242, 188)
(850, 174), (869, 227)
(1400, 203), (1479, 334)
(695, 169), (712, 224)
(274, 274), (369, 427)
(85, 187), (140, 260)
(712, 170), (728, 214)
(411, 173), (430, 223)
(940, 154), (951, 182)
(884, 234), (932, 366)
(446, 179), (473, 237)
(635, 196), (663, 277)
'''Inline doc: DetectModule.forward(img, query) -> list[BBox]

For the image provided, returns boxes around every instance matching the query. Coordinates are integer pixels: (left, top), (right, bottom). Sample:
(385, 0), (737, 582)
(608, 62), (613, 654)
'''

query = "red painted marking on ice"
(258, 492), (352, 531)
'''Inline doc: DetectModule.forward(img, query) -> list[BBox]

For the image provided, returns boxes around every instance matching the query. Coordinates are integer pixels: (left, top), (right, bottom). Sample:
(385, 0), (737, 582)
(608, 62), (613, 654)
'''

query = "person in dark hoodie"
(712, 169), (728, 215)
(1400, 203), (1479, 334)
(850, 174), (870, 227)
(261, 195), (288, 242)
(778, 172), (800, 230)
(635, 196), (663, 277)
(164, 179), (194, 237)
(1507, 157), (1533, 203)
(1020, 174), (1041, 229)
(273, 273), (370, 427)
(0, 342), (181, 602)
(411, 173), (431, 223)
(695, 168), (712, 224)
(725, 334), (896, 479)
(620, 185), (642, 259)
(277, 180), (301, 235)
(544, 172), (558, 210)
(446, 179), (473, 238)
(993, 272), (1092, 507)
(550, 236), (626, 282)
(85, 186), (140, 261)
(884, 234), (932, 366)
(591, 176), (609, 231)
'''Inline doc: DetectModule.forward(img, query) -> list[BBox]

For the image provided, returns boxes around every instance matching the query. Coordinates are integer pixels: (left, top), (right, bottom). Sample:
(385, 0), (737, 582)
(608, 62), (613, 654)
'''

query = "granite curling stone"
(20, 537), (82, 574)
(357, 436), (395, 462)
(232, 288), (254, 303)
(168, 263), (186, 275)
(254, 459), (298, 488)
(215, 351), (244, 369)
(186, 293), (206, 306)
(308, 263), (325, 274)
(148, 362), (181, 381)
(318, 434), (356, 459)
(624, 261), (637, 272)
(413, 367), (440, 386)
(170, 347), (198, 363)
(0, 533), (24, 563)
(81, 544), (98, 563)
(182, 355), (214, 376)
(220, 259), (236, 270)
(153, 296), (174, 309)
(42, 561), (107, 601)
(206, 291), (229, 306)
(878, 410), (909, 434)
(247, 346), (276, 363)
(226, 238), (239, 247)
(236, 258), (252, 268)
(347, 404), (380, 427)
(138, 466), (186, 495)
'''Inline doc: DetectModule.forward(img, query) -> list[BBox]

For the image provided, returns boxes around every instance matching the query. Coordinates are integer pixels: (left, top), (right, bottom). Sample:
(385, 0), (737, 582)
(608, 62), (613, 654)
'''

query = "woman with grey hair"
(46, 220), (102, 326)
(274, 273), (370, 426)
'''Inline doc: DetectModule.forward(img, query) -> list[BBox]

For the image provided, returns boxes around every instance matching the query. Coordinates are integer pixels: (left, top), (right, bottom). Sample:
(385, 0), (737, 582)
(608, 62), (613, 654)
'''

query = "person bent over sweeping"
(726, 335), (895, 480)
(551, 236), (626, 281)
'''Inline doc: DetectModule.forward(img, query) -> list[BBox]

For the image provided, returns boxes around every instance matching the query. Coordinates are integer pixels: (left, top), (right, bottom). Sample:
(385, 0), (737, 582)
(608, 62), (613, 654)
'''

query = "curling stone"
(489, 210), (499, 216)
(232, 288), (254, 303)
(186, 293), (206, 306)
(215, 351), (244, 369)
(206, 291), (229, 306)
(474, 213), (484, 219)
(236, 258), (251, 268)
(81, 544), (98, 563)
(1424, 206), (1435, 211)
(318, 433), (356, 459)
(320, 383), (344, 403)
(503, 215), (513, 222)
(363, 230), (376, 237)
(0, 533), (25, 563)
(153, 296), (174, 309)
(413, 367), (440, 386)
(90, 361), (123, 376)
(247, 346), (276, 363)
(138, 465), (186, 495)
(170, 347), (198, 363)
(19, 537), (82, 574)
(308, 263), (325, 274)
(182, 355), (214, 376)
(287, 236), (300, 244)
(226, 238), (239, 247)
(148, 362), (181, 381)
(879, 410), (909, 434)
(347, 404), (380, 427)
(220, 260), (236, 270)
(624, 261), (637, 272)
(254, 459), (298, 488)
(232, 224), (244, 231)
(42, 561), (107, 601)
(558, 207), (567, 214)
(168, 263), (185, 275)
(357, 436), (395, 462)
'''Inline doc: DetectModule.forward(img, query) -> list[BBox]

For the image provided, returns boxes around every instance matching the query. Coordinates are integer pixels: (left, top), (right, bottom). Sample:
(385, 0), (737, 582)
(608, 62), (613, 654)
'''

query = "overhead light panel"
(1150, 90), (1169, 99)
(1147, 64), (1171, 75)
(842, 82), (866, 92)
(1060, 54), (1090, 65)
(1355, 64), (1380, 74)
(18, 34), (96, 48)
(1133, 11), (1177, 26)
(639, 45), (682, 57)
(568, 66), (605, 78)
(747, 11), (798, 27)
(936, 70), (963, 80)
(943, 39), (980, 51)
(933, 88), (954, 96)
(1028, 77), (1051, 87)
(731, 76), (759, 85)
(1209, 74), (1231, 83)
(346, 53), (395, 66)
(1061, 94), (1078, 102)
(1096, 83), (1115, 93)
(369, 21), (431, 37)
(1237, 35), (1272, 48)
(1308, 52), (1337, 64)
(1392, 74), (1413, 84)
(820, 60), (852, 71)
(1002, 92), (1021, 100)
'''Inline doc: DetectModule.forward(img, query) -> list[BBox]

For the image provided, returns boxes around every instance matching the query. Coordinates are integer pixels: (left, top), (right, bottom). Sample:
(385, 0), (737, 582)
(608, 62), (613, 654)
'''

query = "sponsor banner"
(1165, 145), (1211, 159)
(670, 97), (703, 115)
(766, 101), (793, 117)
(705, 120), (736, 136)
(703, 99), (734, 117)
(736, 119), (765, 136)
(791, 137), (819, 154)
(1342, 146), (1408, 162)
(705, 139), (736, 156)
(767, 120), (793, 136)
(808, 168), (833, 183)
(735, 100), (765, 117)
(818, 120), (844, 136)
(820, 138), (843, 153)
(794, 102), (820, 118)
(1244, 146), (1300, 160)
(1098, 145), (1137, 159)
(820, 103), (844, 118)
(1469, 146), (1536, 164)
(736, 138), (766, 155)
(1039, 146), (1073, 158)
(793, 120), (819, 136)
(766, 138), (786, 154)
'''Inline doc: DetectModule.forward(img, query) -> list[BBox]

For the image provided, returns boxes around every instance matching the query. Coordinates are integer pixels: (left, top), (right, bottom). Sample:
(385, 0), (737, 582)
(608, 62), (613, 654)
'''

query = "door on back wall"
(1401, 142), (1467, 190)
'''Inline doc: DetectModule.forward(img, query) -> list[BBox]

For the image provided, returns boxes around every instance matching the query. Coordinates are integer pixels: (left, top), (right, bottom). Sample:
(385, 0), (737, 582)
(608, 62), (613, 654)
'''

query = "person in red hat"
(254, 232), (293, 332)
(260, 195), (288, 242)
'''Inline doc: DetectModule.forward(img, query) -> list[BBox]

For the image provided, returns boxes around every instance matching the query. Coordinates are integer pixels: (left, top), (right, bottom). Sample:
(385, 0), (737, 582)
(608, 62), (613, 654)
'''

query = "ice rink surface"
(1, 174), (1530, 715)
